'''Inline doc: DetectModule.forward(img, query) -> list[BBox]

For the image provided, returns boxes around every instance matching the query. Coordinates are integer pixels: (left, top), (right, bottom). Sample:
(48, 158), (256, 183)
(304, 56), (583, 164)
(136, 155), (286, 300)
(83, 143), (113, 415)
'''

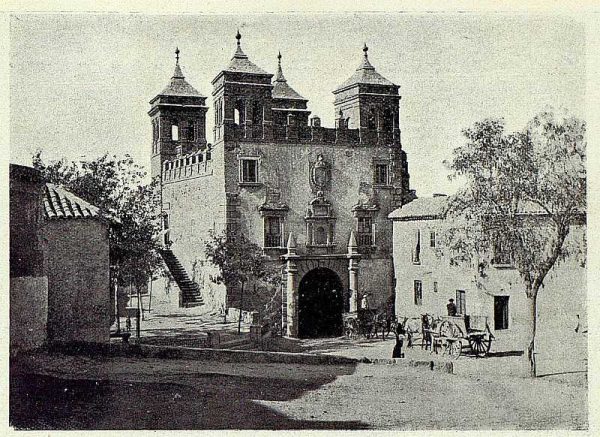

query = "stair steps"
(159, 249), (204, 308)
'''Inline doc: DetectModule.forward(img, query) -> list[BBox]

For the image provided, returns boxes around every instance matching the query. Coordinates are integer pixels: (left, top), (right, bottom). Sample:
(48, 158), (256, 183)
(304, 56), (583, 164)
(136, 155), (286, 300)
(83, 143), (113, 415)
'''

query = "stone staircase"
(158, 249), (204, 308)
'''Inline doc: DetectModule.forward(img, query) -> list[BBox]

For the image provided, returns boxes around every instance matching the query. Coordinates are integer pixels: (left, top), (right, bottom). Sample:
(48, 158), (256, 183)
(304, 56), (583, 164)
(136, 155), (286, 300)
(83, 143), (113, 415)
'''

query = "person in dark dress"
(447, 298), (457, 316)
(392, 322), (406, 358)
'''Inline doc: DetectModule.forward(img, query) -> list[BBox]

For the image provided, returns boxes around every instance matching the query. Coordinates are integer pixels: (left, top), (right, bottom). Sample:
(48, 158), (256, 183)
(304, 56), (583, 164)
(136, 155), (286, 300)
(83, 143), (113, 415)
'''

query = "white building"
(389, 195), (586, 353)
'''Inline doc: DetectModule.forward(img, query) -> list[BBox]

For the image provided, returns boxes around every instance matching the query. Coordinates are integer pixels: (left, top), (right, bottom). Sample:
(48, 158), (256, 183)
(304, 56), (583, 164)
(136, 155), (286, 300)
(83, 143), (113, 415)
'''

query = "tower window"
(171, 124), (179, 141)
(240, 158), (259, 184)
(430, 230), (436, 248)
(374, 163), (389, 185)
(367, 109), (377, 129)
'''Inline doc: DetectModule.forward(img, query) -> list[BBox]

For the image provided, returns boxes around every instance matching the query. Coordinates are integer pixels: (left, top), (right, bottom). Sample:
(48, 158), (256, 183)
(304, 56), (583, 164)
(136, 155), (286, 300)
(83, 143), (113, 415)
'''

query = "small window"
(412, 229), (421, 264)
(456, 290), (466, 315)
(433, 281), (438, 293)
(414, 280), (422, 306)
(171, 125), (179, 141)
(430, 230), (436, 248)
(494, 296), (509, 330)
(367, 109), (377, 129)
(264, 216), (282, 248)
(374, 163), (389, 185)
(314, 226), (327, 245)
(357, 217), (373, 246)
(240, 159), (258, 183)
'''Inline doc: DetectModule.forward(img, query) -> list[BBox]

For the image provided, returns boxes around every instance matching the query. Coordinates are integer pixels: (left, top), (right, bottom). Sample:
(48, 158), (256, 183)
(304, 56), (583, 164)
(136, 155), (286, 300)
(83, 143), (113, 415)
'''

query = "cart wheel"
(468, 335), (491, 357)
(448, 340), (462, 359)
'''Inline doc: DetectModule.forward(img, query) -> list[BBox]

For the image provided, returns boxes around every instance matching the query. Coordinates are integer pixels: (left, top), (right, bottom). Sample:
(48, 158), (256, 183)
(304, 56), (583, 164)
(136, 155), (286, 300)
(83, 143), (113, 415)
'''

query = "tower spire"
(233, 29), (248, 59)
(275, 51), (286, 82)
(358, 43), (375, 71)
(172, 47), (184, 79)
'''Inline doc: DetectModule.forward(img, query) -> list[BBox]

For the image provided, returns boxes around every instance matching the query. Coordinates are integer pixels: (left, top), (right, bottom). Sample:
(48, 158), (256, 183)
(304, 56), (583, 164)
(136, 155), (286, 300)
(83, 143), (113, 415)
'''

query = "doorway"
(298, 268), (344, 338)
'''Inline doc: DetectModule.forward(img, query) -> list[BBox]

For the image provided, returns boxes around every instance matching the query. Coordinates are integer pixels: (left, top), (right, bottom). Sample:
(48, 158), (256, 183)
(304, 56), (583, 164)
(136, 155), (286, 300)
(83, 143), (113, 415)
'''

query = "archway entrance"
(298, 268), (344, 338)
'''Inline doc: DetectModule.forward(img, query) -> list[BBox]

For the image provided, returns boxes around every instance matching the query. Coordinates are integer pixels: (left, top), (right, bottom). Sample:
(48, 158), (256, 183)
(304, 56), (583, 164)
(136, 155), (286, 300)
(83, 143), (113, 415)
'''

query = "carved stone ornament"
(310, 154), (331, 192)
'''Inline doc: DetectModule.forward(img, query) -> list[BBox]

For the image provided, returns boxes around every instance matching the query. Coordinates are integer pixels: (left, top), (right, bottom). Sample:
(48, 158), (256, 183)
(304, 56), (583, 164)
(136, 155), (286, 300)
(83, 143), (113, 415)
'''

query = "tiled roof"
(335, 46), (396, 92)
(158, 64), (204, 98)
(43, 183), (102, 220)
(225, 44), (270, 75)
(272, 55), (306, 101)
(388, 196), (449, 220)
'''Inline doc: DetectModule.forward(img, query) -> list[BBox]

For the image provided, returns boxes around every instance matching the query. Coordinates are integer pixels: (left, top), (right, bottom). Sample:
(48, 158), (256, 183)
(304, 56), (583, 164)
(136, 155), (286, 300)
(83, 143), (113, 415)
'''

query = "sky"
(9, 12), (585, 197)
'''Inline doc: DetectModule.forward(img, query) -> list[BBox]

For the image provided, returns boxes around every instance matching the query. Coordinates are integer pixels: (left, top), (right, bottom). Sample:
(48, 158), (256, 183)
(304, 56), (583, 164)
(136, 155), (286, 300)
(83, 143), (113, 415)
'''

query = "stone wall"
(10, 277), (48, 354)
(392, 217), (587, 352)
(44, 219), (111, 344)
(160, 141), (227, 311)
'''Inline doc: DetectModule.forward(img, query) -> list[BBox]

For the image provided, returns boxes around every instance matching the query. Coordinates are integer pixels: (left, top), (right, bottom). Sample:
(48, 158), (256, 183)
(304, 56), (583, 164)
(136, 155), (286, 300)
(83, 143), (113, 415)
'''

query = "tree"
(32, 153), (164, 320)
(443, 109), (586, 376)
(204, 230), (282, 334)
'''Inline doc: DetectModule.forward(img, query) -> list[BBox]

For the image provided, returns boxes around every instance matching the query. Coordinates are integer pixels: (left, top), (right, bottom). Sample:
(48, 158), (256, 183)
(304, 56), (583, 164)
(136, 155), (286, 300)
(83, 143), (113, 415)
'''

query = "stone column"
(284, 233), (300, 337)
(347, 231), (361, 312)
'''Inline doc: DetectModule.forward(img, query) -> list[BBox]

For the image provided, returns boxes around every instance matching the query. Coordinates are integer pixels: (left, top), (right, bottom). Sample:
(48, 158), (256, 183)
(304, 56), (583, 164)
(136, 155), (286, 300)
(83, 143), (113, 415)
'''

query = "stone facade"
(389, 196), (587, 352)
(151, 34), (414, 337)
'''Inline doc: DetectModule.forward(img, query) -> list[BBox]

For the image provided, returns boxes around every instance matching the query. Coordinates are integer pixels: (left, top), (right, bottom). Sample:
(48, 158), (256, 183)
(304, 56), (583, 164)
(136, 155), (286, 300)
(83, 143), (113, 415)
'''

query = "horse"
(397, 316), (422, 347)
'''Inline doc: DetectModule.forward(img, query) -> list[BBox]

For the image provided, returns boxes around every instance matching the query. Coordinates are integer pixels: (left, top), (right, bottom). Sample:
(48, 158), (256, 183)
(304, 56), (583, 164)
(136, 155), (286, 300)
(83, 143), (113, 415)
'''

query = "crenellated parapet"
(162, 149), (213, 183)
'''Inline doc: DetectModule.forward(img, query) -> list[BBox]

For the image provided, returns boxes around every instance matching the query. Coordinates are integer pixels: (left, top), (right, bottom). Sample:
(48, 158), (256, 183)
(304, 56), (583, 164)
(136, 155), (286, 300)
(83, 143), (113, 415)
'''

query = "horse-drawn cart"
(343, 310), (377, 339)
(426, 314), (495, 359)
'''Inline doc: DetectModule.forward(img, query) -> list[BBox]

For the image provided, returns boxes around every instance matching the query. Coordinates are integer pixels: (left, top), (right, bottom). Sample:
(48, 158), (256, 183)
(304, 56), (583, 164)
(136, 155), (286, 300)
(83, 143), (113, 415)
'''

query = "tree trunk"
(238, 282), (245, 335)
(525, 292), (538, 377)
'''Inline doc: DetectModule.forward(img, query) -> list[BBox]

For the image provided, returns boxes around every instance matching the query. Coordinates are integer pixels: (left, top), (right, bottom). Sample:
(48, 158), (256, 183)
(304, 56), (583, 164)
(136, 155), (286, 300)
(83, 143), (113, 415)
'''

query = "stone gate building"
(150, 33), (414, 337)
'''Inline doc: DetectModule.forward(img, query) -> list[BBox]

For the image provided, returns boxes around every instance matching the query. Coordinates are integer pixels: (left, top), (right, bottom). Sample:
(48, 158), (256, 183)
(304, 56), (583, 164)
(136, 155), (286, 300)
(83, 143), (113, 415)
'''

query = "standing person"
(392, 322), (406, 358)
(447, 298), (457, 317)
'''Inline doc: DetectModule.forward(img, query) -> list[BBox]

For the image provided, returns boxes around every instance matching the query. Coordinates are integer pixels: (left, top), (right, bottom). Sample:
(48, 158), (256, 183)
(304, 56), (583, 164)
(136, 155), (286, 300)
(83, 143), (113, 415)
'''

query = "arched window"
(367, 108), (377, 129)
(171, 124), (179, 141)
(253, 101), (263, 125)
(382, 108), (394, 132)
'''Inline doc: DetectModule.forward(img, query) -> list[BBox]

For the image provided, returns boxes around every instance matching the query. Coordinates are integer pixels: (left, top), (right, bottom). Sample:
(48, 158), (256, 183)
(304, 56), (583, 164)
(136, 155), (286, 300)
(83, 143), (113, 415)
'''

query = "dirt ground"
(10, 352), (587, 430)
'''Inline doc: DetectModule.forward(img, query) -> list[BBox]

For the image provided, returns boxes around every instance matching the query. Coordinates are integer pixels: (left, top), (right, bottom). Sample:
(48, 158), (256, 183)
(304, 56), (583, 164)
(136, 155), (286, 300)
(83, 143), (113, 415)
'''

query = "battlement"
(223, 123), (401, 146)
(162, 149), (213, 183)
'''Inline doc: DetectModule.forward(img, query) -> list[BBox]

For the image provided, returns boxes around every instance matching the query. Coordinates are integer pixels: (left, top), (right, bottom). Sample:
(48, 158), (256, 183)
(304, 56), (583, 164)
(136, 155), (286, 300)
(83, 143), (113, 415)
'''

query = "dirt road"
(10, 353), (587, 430)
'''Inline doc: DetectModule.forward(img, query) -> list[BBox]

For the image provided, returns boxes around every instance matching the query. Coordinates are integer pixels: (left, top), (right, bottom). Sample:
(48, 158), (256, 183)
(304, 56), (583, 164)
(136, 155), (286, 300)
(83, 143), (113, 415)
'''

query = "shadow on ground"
(10, 365), (367, 430)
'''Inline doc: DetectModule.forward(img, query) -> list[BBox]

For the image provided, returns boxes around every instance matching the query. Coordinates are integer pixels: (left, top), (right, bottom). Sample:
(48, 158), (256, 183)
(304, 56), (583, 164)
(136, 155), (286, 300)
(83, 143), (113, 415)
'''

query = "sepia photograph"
(6, 3), (592, 431)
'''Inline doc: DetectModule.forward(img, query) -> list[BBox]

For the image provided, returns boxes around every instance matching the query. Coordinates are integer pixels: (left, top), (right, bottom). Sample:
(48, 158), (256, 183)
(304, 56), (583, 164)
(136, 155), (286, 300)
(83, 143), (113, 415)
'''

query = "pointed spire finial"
(175, 47), (180, 64)
(363, 43), (369, 57)
(236, 29), (242, 46)
(275, 51), (286, 82)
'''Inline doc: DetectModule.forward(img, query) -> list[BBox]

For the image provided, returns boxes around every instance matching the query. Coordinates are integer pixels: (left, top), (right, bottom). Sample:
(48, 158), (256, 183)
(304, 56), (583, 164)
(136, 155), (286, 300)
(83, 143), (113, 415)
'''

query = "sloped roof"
(335, 45), (396, 93)
(389, 196), (585, 221)
(43, 183), (102, 220)
(388, 196), (449, 221)
(272, 53), (306, 101)
(224, 34), (270, 75)
(158, 63), (204, 98)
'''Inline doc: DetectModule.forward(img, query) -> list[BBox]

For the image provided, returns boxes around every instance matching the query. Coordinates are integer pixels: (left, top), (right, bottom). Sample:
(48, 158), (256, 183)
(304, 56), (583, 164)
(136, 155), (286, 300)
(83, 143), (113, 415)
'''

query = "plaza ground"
(9, 304), (588, 430)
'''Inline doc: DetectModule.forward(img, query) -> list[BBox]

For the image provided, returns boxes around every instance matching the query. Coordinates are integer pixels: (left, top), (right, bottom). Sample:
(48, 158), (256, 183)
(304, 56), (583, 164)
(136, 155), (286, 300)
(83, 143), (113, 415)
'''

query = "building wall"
(224, 140), (403, 310)
(44, 219), (111, 344)
(392, 217), (586, 352)
(160, 142), (227, 310)
(9, 165), (48, 353)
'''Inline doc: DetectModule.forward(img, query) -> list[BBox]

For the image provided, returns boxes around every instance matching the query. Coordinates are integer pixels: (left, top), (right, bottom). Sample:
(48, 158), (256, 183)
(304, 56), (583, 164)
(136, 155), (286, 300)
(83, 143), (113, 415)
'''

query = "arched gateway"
(298, 268), (344, 338)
